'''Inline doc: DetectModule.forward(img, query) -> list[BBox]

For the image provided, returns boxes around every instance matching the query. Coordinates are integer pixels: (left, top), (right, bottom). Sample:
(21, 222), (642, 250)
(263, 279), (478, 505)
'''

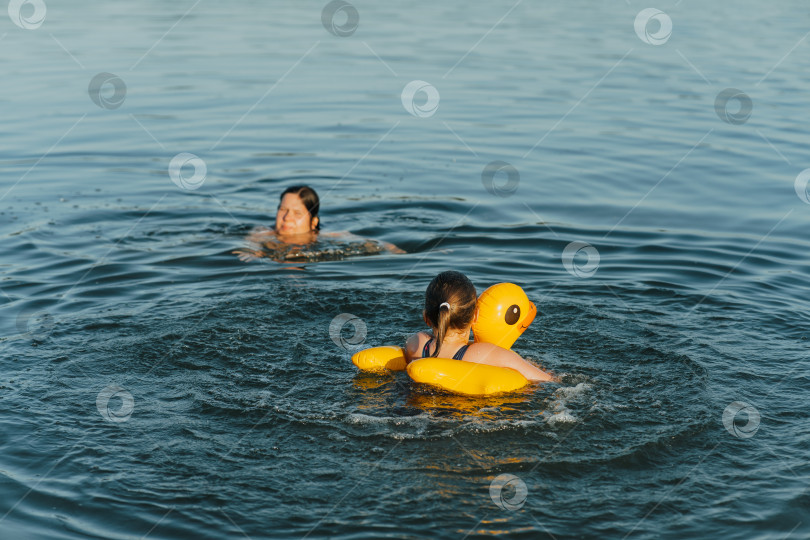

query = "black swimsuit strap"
(453, 344), (469, 361)
(422, 337), (434, 358)
(423, 338), (468, 360)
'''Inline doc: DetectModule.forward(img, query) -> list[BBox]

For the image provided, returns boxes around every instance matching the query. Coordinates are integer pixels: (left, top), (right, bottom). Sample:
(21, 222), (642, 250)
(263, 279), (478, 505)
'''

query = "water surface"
(1, 1), (809, 539)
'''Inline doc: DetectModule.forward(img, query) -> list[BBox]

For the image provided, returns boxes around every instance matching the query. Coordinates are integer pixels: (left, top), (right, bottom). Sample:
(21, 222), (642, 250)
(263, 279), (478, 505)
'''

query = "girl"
(404, 271), (554, 382)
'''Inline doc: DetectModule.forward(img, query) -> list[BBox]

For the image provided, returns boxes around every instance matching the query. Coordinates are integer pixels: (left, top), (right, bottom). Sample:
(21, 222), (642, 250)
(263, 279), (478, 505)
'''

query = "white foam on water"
(346, 412), (429, 426)
(547, 409), (578, 424)
(344, 412), (434, 439)
(556, 382), (592, 399)
(343, 410), (546, 439)
(544, 382), (594, 425)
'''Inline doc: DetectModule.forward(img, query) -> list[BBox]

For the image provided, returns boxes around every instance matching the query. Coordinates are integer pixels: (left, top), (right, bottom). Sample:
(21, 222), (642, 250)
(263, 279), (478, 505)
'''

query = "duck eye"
(504, 304), (520, 325)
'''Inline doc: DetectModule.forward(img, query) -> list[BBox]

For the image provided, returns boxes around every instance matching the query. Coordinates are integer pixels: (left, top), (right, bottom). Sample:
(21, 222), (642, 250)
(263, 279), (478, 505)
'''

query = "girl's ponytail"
(423, 271), (477, 358)
(432, 302), (452, 357)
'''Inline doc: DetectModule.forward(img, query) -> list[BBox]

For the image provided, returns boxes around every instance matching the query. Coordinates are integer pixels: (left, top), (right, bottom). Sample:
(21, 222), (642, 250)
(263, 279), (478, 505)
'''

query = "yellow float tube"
(351, 283), (537, 396)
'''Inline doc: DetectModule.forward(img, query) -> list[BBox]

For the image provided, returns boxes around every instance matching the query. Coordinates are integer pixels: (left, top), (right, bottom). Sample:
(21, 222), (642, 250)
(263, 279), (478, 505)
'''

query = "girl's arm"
(466, 343), (554, 382)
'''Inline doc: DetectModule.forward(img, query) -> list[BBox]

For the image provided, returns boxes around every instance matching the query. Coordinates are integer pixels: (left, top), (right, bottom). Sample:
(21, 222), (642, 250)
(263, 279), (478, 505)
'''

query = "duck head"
(472, 283), (536, 349)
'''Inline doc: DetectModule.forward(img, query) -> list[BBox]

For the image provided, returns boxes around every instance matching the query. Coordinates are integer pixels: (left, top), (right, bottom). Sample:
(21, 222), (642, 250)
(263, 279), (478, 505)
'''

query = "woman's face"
(275, 193), (317, 236)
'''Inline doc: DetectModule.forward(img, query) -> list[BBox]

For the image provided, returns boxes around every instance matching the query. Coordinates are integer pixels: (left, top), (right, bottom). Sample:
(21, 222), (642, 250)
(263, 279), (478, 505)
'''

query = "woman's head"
(276, 185), (320, 235)
(423, 270), (477, 357)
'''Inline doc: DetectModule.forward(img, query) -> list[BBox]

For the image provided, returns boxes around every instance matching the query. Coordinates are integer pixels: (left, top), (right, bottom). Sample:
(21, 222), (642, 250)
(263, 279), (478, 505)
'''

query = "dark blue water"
(2, 1), (809, 538)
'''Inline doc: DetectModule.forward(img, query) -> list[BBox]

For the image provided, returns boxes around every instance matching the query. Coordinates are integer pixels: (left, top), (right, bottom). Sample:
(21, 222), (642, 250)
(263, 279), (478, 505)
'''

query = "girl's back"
(405, 330), (553, 382)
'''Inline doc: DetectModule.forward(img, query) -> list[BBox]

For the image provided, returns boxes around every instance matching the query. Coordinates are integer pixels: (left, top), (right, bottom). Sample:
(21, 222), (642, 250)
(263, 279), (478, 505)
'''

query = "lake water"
(2, 1), (809, 538)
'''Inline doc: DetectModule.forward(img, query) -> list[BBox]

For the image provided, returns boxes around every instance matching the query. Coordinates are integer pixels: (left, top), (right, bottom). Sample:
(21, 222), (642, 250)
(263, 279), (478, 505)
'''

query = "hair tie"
(439, 302), (450, 310)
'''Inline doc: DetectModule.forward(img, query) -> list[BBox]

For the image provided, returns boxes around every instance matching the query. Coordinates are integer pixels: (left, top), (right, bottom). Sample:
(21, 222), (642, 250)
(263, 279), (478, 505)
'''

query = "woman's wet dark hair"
(424, 270), (477, 357)
(279, 185), (320, 230)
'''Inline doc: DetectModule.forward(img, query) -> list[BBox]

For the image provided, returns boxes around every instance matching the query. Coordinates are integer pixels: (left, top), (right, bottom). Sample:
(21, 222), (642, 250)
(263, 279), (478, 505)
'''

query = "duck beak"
(519, 301), (537, 331)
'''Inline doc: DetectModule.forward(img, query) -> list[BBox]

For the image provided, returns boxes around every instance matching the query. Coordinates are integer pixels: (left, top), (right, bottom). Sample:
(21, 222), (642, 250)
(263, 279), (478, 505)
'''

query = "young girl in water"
(404, 270), (554, 382)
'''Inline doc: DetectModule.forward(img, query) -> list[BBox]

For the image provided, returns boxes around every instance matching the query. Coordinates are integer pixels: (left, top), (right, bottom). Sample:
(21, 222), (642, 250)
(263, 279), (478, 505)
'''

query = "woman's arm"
(232, 248), (262, 262)
(466, 343), (554, 382)
(380, 240), (405, 254)
(233, 226), (274, 261)
(321, 231), (405, 254)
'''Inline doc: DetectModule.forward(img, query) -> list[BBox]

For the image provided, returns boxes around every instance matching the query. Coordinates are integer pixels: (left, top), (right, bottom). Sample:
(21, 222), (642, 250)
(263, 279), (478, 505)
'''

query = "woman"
(233, 185), (320, 262)
(275, 185), (321, 240)
(234, 185), (402, 262)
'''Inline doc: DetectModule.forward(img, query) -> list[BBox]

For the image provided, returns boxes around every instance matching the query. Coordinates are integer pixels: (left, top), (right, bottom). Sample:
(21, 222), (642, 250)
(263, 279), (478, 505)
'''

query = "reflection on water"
(352, 373), (397, 408)
(351, 371), (541, 421)
(405, 388), (538, 420)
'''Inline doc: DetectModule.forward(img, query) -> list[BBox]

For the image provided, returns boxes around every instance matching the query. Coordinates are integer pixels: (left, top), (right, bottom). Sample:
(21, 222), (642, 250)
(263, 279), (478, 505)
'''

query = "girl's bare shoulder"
(464, 342), (517, 362)
(405, 331), (432, 361)
(467, 342), (504, 353)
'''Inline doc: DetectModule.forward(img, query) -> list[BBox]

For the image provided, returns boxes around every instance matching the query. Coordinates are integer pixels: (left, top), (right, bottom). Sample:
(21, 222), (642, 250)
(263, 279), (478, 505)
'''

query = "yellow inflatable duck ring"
(472, 282), (537, 348)
(351, 283), (538, 396)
